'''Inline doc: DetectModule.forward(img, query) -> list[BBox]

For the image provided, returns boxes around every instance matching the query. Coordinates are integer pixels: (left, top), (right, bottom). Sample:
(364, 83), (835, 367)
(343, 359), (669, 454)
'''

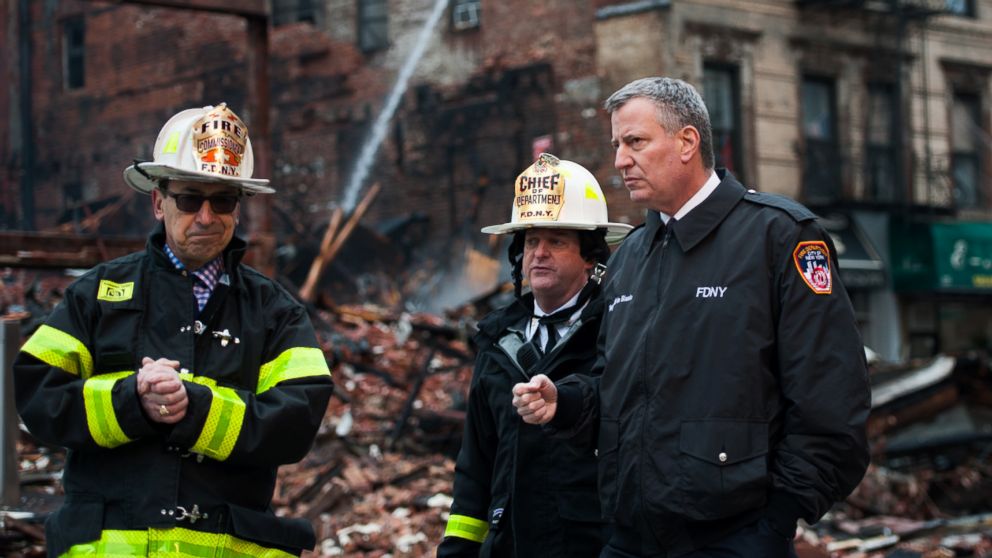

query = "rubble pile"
(2, 286), (991, 557)
(278, 304), (475, 557)
(794, 354), (992, 557)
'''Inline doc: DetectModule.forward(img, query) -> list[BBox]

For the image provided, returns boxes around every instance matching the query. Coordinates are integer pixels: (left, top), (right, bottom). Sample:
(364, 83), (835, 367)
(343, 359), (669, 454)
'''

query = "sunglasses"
(163, 190), (240, 214)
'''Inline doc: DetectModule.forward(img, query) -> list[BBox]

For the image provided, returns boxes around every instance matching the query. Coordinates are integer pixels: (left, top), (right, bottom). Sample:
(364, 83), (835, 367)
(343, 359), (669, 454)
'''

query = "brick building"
(4, 0), (992, 358)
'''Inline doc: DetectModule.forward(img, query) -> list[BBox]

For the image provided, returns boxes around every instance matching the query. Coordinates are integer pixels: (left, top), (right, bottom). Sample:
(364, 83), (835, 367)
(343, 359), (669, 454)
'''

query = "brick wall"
(9, 0), (989, 244)
(3, 0), (638, 244)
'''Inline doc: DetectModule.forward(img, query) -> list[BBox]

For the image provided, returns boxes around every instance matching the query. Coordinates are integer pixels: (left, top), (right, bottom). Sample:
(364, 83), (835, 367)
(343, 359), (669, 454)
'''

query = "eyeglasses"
(164, 190), (240, 214)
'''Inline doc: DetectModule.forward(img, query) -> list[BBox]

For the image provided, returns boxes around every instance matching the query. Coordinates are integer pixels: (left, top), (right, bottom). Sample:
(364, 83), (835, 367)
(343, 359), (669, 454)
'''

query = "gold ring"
(159, 404), (170, 416)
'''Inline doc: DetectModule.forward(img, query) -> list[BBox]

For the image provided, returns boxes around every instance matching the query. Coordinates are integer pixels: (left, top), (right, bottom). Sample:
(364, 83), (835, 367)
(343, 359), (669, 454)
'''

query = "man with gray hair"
(512, 77), (870, 557)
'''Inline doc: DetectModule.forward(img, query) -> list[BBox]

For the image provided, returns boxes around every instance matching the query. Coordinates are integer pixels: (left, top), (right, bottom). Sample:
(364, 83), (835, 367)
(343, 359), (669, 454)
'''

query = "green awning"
(891, 220), (992, 293)
(821, 215), (886, 289)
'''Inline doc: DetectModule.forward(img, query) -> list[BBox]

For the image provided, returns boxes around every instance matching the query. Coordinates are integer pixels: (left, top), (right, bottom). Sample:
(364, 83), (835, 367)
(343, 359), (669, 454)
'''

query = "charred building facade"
(3, 0), (992, 359)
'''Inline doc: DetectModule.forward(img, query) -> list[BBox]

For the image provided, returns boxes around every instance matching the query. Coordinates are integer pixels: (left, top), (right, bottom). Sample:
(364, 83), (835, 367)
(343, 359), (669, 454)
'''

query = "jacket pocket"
(227, 503), (316, 553)
(596, 417), (620, 520)
(45, 493), (105, 557)
(677, 419), (769, 521)
(93, 306), (142, 363)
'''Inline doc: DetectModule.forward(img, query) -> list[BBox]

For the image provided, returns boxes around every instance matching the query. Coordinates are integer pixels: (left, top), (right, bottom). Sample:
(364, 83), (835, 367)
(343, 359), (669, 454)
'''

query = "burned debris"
(0, 233), (989, 557)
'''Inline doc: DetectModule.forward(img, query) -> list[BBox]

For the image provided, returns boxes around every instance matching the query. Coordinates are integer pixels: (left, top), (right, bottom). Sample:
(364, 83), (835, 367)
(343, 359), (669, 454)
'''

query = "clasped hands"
(137, 357), (188, 424)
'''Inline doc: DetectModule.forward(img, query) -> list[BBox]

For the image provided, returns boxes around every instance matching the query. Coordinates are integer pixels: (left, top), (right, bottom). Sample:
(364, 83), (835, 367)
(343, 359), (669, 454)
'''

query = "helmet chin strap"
(589, 262), (607, 285)
(133, 159), (154, 180)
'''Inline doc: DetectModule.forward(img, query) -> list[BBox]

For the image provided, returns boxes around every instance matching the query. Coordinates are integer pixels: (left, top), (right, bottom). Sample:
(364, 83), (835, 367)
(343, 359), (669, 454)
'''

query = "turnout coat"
(14, 226), (334, 557)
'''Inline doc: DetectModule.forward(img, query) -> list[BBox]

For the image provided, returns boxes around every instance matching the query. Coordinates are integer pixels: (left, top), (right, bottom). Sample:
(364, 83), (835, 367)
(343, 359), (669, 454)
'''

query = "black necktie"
(537, 312), (570, 354)
(529, 279), (599, 357)
(662, 217), (675, 238)
(543, 323), (559, 353)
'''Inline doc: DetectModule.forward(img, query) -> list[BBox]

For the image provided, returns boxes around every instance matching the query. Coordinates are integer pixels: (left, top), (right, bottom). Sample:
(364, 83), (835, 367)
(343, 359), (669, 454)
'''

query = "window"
(61, 182), (83, 227)
(452, 0), (480, 30)
(801, 77), (840, 203)
(272, 0), (316, 26)
(63, 16), (85, 90)
(945, 0), (975, 17)
(358, 0), (388, 52)
(866, 83), (898, 203)
(951, 92), (984, 209)
(63, 182), (82, 213)
(702, 64), (743, 176)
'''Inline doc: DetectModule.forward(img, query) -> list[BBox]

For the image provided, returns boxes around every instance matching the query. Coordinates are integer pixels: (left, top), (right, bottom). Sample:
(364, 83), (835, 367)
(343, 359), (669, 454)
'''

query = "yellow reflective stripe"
(148, 526), (295, 558)
(21, 324), (94, 379)
(585, 184), (604, 201)
(191, 382), (245, 461)
(161, 130), (181, 154)
(257, 346), (330, 395)
(62, 528), (147, 557)
(61, 527), (295, 558)
(82, 371), (134, 448)
(444, 514), (489, 543)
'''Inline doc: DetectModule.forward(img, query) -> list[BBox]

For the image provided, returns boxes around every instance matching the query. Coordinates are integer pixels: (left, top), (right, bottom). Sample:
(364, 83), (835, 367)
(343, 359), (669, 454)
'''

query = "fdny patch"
(97, 279), (134, 302)
(793, 241), (832, 295)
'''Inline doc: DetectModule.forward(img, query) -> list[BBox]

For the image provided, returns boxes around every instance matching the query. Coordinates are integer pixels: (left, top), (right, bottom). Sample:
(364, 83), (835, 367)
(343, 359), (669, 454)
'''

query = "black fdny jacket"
(14, 225), (334, 557)
(552, 171), (871, 553)
(438, 292), (609, 558)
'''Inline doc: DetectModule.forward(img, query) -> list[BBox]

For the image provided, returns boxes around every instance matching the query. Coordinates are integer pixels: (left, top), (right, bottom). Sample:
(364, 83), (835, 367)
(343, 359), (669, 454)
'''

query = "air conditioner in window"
(453, 1), (480, 30)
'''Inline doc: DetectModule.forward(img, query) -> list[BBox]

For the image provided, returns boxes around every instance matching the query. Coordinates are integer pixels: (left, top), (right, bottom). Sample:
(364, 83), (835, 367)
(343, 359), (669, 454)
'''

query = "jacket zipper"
(638, 224), (671, 520)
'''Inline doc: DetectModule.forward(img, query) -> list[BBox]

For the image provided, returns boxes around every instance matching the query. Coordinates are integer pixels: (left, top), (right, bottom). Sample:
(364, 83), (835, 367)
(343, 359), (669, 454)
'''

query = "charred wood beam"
(0, 232), (284, 269)
(388, 348), (437, 449)
(2, 514), (45, 542)
(0, 232), (145, 268)
(100, 0), (267, 19)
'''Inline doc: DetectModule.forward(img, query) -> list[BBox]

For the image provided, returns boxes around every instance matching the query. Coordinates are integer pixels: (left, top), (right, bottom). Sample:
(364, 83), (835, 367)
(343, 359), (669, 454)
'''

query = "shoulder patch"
(792, 241), (832, 295)
(97, 279), (135, 302)
(744, 191), (816, 222)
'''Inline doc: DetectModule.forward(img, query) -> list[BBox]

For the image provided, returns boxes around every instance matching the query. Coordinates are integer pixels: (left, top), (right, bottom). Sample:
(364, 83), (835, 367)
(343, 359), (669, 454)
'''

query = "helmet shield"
(123, 103), (273, 195)
(481, 153), (632, 243)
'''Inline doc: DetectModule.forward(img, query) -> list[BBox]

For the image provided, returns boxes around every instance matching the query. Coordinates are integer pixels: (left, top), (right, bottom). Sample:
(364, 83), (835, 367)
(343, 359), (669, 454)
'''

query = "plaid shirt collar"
(163, 243), (224, 312)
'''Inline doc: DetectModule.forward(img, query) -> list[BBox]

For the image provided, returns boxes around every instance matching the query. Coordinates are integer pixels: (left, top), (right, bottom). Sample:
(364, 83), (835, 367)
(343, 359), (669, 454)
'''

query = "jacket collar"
(146, 222), (248, 281)
(667, 169), (746, 253)
(476, 288), (604, 344)
(477, 294), (534, 341)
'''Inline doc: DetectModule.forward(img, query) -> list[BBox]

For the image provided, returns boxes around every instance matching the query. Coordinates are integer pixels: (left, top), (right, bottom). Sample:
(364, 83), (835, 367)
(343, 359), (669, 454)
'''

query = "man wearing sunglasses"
(153, 187), (242, 271)
(14, 104), (333, 558)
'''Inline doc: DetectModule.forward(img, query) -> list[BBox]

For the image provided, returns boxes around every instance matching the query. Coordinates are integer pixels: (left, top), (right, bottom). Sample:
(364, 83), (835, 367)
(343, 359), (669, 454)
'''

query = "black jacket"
(438, 291), (609, 557)
(15, 225), (334, 557)
(552, 171), (871, 554)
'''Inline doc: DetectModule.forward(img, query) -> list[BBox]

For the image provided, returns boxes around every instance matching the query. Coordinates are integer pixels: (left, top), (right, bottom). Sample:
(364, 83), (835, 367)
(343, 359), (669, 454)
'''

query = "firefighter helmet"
(481, 153), (632, 242)
(123, 103), (273, 195)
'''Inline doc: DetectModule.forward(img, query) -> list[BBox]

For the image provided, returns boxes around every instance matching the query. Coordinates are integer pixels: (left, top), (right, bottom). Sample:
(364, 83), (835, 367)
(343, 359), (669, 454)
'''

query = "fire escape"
(796, 0), (953, 212)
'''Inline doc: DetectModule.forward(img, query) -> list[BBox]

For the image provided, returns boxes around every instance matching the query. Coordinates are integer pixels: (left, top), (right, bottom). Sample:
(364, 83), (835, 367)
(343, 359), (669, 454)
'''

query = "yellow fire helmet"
(123, 103), (273, 195)
(481, 152), (632, 243)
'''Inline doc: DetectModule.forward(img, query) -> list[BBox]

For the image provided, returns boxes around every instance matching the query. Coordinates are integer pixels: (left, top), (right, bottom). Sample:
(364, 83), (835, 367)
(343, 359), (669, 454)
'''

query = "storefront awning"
(890, 220), (992, 293)
(820, 215), (886, 289)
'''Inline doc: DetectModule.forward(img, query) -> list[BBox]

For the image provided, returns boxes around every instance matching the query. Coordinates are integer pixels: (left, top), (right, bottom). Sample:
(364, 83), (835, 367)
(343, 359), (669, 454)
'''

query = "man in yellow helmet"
(438, 153), (631, 557)
(14, 104), (333, 557)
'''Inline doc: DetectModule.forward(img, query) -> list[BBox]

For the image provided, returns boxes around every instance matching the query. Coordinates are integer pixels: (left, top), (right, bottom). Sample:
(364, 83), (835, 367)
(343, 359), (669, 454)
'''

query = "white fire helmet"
(123, 103), (273, 195)
(481, 153), (632, 243)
